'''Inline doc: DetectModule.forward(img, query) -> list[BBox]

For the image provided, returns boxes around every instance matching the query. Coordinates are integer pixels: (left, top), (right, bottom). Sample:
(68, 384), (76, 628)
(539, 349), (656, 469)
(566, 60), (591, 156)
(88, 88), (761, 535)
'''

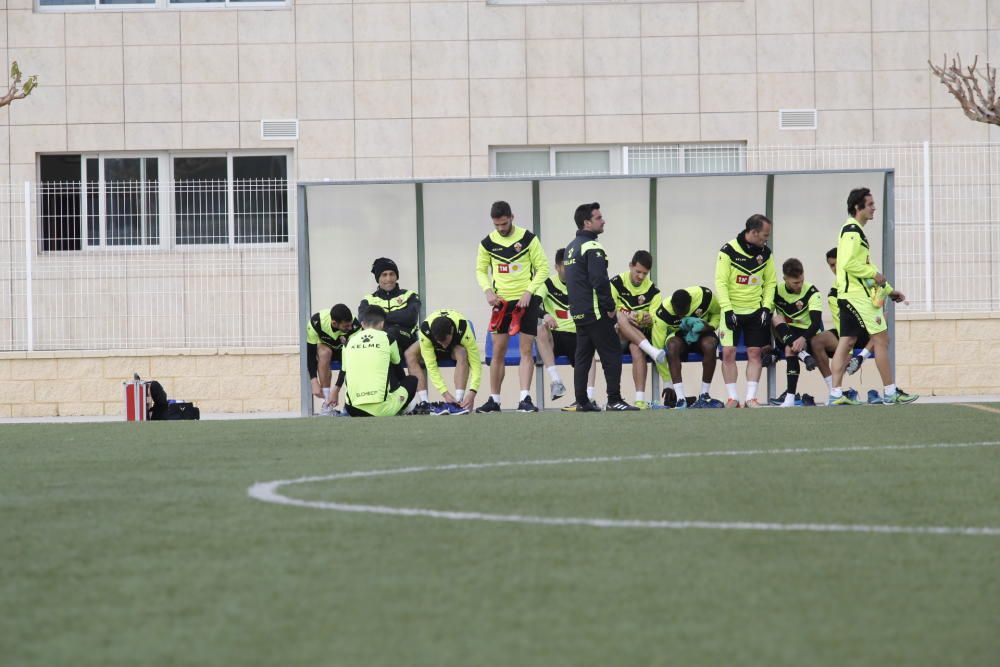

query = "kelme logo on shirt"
(360, 334), (373, 343)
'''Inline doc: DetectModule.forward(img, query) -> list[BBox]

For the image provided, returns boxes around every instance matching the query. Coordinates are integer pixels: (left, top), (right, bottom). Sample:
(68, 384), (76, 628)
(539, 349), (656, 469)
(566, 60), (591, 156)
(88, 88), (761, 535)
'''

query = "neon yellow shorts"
(348, 385), (410, 417)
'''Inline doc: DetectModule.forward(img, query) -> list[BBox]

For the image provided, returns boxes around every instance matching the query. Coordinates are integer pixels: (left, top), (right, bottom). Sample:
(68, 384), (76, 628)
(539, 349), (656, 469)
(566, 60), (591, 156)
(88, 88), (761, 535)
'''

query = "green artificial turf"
(2, 404), (999, 667)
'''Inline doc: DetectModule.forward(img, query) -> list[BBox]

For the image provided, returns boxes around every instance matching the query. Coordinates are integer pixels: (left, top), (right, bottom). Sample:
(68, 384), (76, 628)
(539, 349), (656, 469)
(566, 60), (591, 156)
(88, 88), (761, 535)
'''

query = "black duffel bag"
(166, 401), (200, 420)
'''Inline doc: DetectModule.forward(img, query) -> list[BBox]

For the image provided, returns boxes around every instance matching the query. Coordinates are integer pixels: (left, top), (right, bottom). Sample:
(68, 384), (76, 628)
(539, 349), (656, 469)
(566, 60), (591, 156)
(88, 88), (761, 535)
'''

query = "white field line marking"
(959, 403), (1000, 416)
(248, 441), (1000, 537)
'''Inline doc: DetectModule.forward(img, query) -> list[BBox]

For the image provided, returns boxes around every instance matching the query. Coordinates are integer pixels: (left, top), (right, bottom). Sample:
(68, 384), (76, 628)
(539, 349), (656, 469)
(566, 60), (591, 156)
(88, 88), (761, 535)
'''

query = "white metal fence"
(1, 179), (297, 352)
(1, 143), (998, 352)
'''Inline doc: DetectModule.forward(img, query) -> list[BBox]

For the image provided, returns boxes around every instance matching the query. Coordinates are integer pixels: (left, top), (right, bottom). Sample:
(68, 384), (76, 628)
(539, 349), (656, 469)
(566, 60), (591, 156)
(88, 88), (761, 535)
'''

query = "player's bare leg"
(518, 333), (535, 392)
(316, 344), (333, 395)
(831, 334), (857, 389)
(628, 341), (648, 399)
(489, 332), (508, 395)
(404, 341), (427, 392)
(870, 330), (892, 385)
(810, 331), (838, 377)
(699, 335), (718, 383)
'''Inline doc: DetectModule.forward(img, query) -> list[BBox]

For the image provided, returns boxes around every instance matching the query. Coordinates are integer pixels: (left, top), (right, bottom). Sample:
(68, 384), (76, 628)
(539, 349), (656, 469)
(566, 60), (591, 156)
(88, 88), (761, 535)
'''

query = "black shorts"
(491, 295), (541, 337)
(831, 328), (870, 350)
(722, 311), (770, 348)
(672, 331), (720, 357)
(551, 330), (577, 365)
(783, 327), (814, 346)
(389, 329), (417, 351)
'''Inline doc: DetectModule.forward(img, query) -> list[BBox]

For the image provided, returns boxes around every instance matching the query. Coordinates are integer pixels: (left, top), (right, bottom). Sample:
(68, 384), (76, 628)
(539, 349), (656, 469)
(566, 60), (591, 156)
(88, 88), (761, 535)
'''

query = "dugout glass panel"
(537, 178), (651, 281)
(305, 183), (418, 319)
(771, 171), (887, 331)
(654, 175), (768, 293)
(421, 180), (534, 350)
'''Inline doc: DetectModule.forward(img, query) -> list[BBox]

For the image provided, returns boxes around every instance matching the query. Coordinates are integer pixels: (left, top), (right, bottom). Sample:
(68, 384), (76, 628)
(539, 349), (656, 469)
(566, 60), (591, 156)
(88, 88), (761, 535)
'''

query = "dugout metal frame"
(296, 169), (895, 416)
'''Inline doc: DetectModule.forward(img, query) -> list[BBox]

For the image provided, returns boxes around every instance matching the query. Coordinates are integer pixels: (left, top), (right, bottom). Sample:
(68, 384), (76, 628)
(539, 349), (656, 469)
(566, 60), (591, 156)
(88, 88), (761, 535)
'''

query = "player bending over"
(651, 286), (724, 409)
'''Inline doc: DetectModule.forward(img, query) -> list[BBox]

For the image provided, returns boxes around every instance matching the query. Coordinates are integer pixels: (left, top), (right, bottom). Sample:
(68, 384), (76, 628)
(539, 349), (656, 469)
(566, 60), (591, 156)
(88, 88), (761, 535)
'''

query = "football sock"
(322, 387), (330, 401)
(726, 383), (738, 400)
(885, 383), (896, 396)
(638, 340), (660, 360)
(745, 381), (758, 403)
(490, 394), (501, 404)
(785, 357), (800, 394)
(587, 386), (595, 399)
(546, 366), (560, 382)
(796, 350), (812, 362)
(417, 390), (428, 403)
(823, 375), (833, 391)
(635, 391), (645, 402)
(859, 348), (872, 359)
(831, 387), (844, 398)
(782, 393), (796, 407)
(519, 390), (529, 401)
(701, 382), (712, 395)
(455, 389), (465, 402)
(673, 383), (685, 400)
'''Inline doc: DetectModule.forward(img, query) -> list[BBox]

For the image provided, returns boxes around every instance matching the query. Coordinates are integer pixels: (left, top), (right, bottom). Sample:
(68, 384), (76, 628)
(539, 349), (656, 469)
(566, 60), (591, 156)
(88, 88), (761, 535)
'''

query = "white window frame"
(37, 150), (293, 252)
(490, 145), (623, 177)
(170, 150), (293, 250)
(622, 143), (748, 176)
(36, 0), (288, 12)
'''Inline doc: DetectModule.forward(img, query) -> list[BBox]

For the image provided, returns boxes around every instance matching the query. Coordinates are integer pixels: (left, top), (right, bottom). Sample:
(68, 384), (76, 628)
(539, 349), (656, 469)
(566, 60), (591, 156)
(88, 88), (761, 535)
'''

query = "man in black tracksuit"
(563, 203), (637, 412)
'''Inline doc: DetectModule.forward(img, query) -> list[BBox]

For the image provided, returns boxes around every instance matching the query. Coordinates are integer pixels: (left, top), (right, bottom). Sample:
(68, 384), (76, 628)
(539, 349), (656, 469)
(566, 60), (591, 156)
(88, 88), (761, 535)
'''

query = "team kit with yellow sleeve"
(536, 273), (580, 364)
(774, 281), (824, 341)
(342, 328), (414, 417)
(475, 224), (549, 336)
(835, 217), (890, 337)
(714, 233), (777, 347)
(417, 309), (482, 398)
(610, 271), (660, 349)
(651, 286), (721, 380)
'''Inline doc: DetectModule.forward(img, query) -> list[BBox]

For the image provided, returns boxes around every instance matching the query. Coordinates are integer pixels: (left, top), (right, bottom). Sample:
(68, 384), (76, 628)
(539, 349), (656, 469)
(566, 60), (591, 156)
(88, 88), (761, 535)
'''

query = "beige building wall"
(4, 0), (1000, 183)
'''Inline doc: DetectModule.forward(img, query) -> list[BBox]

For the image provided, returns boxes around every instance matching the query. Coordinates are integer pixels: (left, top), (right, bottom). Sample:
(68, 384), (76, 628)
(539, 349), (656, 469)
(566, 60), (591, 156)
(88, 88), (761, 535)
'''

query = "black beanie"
(372, 257), (399, 280)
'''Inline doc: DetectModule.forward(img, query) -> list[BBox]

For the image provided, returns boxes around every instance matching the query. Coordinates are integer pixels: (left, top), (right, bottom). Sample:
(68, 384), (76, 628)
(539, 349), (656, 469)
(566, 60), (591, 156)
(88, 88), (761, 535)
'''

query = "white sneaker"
(319, 403), (334, 416)
(550, 380), (567, 401)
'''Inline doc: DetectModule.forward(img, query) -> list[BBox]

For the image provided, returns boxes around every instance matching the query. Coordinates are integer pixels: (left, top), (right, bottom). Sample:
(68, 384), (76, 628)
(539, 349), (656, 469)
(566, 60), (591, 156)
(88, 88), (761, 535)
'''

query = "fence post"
(922, 141), (933, 311)
(23, 181), (33, 352)
(297, 184), (312, 417)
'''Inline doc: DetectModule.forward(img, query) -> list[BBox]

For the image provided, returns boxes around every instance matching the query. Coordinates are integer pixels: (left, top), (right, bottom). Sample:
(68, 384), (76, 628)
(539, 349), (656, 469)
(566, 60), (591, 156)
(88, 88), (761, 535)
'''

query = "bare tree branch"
(929, 54), (999, 125)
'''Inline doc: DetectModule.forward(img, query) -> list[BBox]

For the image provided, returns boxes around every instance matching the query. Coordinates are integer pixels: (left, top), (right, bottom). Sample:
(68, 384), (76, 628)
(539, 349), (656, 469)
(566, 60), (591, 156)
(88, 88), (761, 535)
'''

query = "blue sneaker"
(445, 402), (469, 415)
(430, 402), (450, 416)
(674, 397), (688, 410)
(845, 388), (859, 401)
(867, 389), (882, 405)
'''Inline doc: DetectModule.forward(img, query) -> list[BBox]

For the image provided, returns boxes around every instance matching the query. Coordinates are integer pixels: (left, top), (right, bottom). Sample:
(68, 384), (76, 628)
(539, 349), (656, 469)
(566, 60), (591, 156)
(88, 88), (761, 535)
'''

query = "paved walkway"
(2, 395), (999, 425)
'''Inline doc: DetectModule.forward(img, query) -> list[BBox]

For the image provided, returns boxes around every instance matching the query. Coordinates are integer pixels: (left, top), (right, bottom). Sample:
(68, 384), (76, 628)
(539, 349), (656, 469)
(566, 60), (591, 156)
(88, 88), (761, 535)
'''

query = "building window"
(490, 143), (745, 178)
(492, 146), (622, 177)
(38, 0), (284, 9)
(38, 152), (289, 251)
(626, 144), (747, 175)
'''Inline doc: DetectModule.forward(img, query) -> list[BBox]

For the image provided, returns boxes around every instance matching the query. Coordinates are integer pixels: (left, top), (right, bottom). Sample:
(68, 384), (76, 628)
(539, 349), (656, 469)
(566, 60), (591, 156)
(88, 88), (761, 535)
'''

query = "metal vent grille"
(778, 109), (818, 130)
(260, 119), (299, 140)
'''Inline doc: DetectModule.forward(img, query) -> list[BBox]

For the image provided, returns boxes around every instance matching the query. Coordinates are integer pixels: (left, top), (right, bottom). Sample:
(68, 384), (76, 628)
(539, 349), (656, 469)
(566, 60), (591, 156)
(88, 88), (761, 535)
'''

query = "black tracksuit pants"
(574, 317), (623, 405)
